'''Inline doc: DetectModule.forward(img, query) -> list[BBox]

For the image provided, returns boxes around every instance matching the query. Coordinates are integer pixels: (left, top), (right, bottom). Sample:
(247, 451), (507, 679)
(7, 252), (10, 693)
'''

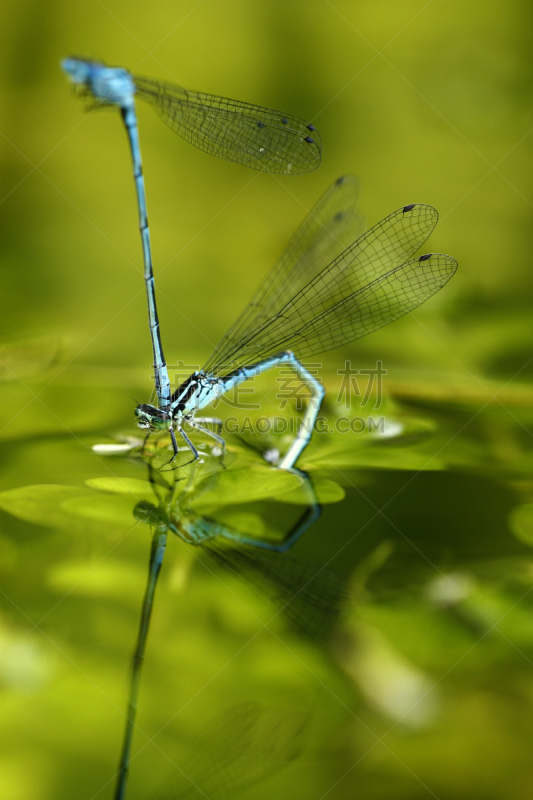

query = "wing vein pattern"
(134, 75), (322, 174)
(203, 181), (456, 376)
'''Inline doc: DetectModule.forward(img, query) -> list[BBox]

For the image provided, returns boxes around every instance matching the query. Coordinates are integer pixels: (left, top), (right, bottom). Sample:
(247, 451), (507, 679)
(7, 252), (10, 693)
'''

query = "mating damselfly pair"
(63, 57), (457, 470)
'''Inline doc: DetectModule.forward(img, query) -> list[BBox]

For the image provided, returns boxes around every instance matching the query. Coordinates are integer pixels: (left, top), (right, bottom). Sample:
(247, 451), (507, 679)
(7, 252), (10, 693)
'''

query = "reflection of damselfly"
(133, 176), (457, 468)
(115, 464), (337, 800)
(152, 703), (306, 800)
(135, 462), (341, 640)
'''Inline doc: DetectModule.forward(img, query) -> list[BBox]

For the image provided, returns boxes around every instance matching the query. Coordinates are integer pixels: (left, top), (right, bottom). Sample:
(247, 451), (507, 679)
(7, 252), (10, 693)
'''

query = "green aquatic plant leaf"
(0, 484), (93, 529)
(62, 493), (138, 527)
(201, 507), (267, 537)
(0, 483), (150, 530)
(189, 466), (302, 513)
(85, 477), (156, 497)
(304, 441), (445, 472)
(279, 476), (345, 504)
(0, 463), (323, 537)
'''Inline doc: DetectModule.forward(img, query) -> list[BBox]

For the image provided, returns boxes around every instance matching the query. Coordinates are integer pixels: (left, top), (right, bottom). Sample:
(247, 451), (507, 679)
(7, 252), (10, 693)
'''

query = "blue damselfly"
(62, 57), (321, 411)
(133, 175), (457, 469)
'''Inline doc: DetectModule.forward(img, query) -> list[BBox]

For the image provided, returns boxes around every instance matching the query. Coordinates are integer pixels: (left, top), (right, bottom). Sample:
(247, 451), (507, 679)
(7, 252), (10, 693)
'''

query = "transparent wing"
(203, 540), (346, 641)
(282, 253), (457, 358)
(154, 703), (305, 800)
(208, 254), (457, 369)
(206, 205), (452, 373)
(209, 175), (364, 371)
(134, 75), (321, 175)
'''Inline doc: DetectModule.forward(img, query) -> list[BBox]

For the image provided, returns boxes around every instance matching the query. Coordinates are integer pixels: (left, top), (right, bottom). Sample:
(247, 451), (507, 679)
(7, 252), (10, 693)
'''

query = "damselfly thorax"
(136, 373), (210, 421)
(135, 370), (230, 463)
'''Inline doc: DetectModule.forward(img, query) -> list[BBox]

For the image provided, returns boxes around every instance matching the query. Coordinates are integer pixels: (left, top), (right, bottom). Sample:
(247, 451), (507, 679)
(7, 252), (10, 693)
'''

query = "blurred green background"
(2, 1), (533, 799)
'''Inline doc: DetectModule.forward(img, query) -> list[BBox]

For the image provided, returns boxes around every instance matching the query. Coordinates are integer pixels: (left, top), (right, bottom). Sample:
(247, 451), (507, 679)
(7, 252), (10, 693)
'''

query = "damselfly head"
(61, 57), (98, 85)
(135, 403), (171, 432)
(62, 57), (134, 107)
